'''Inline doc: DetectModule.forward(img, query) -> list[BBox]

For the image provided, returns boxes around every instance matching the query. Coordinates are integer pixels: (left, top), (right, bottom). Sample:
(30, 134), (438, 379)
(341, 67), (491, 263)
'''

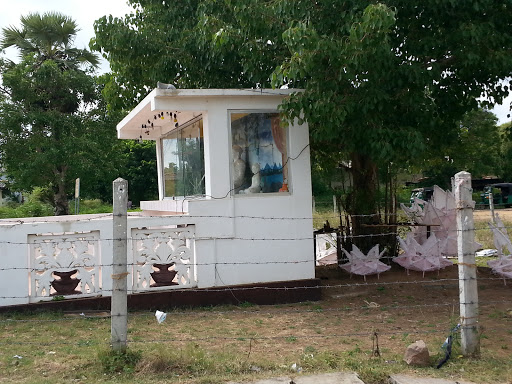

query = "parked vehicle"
(410, 187), (434, 204)
(481, 183), (512, 207)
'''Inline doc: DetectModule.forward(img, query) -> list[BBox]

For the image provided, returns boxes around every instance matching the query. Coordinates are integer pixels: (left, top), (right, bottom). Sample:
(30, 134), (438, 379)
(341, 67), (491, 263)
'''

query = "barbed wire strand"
(0, 224), (506, 248)
(1, 275), (511, 300)
(0, 210), (506, 225)
(0, 327), (451, 349)
(2, 299), (511, 324)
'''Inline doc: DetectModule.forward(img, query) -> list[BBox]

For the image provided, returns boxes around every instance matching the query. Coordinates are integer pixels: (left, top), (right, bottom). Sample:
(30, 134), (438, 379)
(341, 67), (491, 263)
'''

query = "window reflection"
(230, 112), (289, 195)
(162, 118), (205, 197)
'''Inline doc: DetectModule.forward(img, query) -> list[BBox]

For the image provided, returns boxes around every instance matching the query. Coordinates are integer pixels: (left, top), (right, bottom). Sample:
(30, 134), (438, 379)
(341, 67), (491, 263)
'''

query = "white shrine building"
(0, 88), (316, 309)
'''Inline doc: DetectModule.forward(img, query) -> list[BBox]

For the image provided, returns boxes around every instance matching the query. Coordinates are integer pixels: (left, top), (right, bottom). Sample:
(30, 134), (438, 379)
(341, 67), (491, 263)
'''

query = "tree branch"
(0, 85), (12, 97)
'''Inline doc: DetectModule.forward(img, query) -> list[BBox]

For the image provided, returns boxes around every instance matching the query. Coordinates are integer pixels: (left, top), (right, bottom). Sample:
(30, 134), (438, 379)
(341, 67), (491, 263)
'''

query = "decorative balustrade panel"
(132, 225), (196, 291)
(28, 231), (101, 302)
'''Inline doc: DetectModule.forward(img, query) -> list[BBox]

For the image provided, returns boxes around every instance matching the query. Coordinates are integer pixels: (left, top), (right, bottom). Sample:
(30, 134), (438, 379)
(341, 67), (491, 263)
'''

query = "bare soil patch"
(474, 207), (512, 222)
(313, 264), (512, 358)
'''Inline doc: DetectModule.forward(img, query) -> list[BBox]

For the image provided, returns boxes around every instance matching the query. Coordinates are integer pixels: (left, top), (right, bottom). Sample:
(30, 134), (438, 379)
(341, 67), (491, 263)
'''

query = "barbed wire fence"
(0, 284), (509, 364)
(0, 173), (511, 371)
(0, 260), (509, 373)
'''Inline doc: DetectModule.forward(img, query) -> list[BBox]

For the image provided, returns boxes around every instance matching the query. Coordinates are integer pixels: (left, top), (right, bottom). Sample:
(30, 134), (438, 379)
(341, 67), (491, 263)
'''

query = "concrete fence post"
(111, 178), (128, 351)
(454, 171), (480, 356)
(489, 191), (495, 224)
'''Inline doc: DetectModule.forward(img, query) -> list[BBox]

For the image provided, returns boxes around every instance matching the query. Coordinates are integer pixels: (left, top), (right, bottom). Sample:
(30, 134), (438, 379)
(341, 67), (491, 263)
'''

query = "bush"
(77, 199), (112, 214)
(98, 348), (142, 374)
(0, 188), (53, 218)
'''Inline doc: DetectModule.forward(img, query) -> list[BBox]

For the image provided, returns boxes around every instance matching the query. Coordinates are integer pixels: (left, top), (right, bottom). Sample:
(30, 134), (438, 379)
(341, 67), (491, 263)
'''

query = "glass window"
(162, 117), (205, 197)
(230, 111), (289, 195)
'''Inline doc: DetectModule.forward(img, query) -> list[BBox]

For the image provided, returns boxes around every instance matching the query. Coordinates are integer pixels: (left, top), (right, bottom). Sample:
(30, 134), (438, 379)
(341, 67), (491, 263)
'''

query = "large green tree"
(92, 0), (512, 250)
(0, 12), (116, 215)
(91, 0), (252, 111)
(421, 109), (501, 189)
(499, 121), (512, 182)
(2, 12), (99, 69)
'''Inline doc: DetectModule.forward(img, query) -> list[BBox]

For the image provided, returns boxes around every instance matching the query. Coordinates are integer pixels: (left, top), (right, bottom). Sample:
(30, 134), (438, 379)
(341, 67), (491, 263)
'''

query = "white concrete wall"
(141, 90), (314, 289)
(0, 214), (200, 307)
(0, 90), (315, 308)
(0, 188), (314, 308)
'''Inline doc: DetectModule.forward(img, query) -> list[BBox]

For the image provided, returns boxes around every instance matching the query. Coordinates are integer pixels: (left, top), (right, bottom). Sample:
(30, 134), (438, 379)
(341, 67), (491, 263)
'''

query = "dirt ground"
(474, 207), (512, 222)
(166, 263), (511, 364)
(297, 209), (512, 366)
(0, 211), (510, 384)
(273, 208), (512, 368)
(193, 209), (512, 367)
(312, 263), (511, 359)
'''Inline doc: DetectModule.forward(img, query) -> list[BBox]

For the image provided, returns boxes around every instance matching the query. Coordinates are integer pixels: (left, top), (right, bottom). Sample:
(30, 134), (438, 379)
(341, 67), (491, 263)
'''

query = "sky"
(0, 0), (135, 74)
(0, 0), (511, 125)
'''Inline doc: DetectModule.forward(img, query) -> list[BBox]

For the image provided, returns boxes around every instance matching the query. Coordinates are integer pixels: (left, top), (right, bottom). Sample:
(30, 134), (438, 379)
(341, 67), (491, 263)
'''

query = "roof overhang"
(117, 88), (299, 140)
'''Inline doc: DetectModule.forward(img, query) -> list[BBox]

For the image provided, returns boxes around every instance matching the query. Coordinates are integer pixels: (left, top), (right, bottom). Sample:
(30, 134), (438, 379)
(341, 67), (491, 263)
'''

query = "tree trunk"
(346, 152), (380, 253)
(53, 167), (69, 216)
(336, 152), (399, 260)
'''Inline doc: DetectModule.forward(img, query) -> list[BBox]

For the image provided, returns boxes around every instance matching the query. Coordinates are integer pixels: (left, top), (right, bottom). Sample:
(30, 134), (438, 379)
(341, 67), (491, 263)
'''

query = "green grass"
(0, 308), (510, 384)
(0, 197), (113, 218)
(98, 348), (142, 374)
(77, 199), (113, 214)
(0, 199), (53, 218)
(474, 220), (495, 250)
(0, 197), (132, 218)
(313, 209), (340, 230)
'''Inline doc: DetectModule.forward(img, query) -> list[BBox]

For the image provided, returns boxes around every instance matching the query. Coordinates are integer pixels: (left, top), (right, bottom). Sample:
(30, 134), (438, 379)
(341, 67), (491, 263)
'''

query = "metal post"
(489, 191), (495, 224)
(333, 195), (337, 215)
(111, 178), (128, 351)
(454, 171), (480, 356)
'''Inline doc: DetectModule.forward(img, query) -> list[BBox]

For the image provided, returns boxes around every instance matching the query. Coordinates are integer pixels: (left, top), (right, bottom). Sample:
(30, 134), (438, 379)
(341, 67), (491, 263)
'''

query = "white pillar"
(489, 191), (495, 224)
(155, 138), (164, 200)
(202, 108), (231, 198)
(454, 171), (480, 355)
(112, 178), (128, 351)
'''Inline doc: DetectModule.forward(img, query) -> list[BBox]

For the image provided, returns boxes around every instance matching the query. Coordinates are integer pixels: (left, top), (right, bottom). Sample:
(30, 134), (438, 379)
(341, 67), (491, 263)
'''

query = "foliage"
(0, 187), (53, 218)
(200, 0), (512, 213)
(0, 58), (118, 214)
(422, 109), (501, 188)
(78, 199), (113, 214)
(499, 121), (512, 181)
(0, 13), (116, 215)
(117, 140), (158, 205)
(457, 110), (501, 177)
(98, 348), (142, 374)
(91, 0), (247, 111)
(1, 12), (99, 69)
(92, 0), (512, 250)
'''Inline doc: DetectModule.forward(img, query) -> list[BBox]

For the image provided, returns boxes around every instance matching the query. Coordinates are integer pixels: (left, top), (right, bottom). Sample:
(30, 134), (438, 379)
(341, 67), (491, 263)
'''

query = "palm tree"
(0, 12), (101, 216)
(1, 12), (99, 70)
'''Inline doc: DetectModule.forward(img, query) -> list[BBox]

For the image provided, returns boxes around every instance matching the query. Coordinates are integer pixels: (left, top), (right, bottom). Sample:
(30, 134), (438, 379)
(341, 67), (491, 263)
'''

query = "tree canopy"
(92, 0), (512, 249)
(0, 12), (114, 215)
(91, 0), (249, 110)
(420, 109), (501, 189)
(2, 12), (99, 70)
